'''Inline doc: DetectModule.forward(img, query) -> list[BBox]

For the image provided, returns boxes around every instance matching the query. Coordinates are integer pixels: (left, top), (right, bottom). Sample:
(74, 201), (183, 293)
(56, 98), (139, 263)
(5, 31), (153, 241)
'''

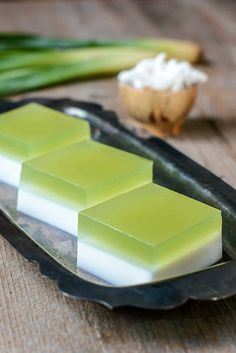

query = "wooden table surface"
(0, 0), (236, 352)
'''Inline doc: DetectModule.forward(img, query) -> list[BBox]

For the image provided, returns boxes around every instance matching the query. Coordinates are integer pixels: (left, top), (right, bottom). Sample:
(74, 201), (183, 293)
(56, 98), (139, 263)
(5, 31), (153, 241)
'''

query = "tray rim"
(0, 97), (236, 310)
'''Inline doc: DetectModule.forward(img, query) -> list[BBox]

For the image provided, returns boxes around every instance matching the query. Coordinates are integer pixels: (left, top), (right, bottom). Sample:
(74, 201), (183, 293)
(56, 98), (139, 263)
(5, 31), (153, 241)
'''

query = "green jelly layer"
(20, 140), (153, 209)
(0, 103), (90, 161)
(78, 183), (222, 269)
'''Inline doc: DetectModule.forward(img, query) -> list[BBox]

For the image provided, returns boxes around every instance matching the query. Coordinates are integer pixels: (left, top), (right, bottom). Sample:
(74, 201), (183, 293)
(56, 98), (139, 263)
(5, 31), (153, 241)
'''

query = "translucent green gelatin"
(79, 183), (222, 270)
(0, 102), (90, 161)
(20, 140), (153, 210)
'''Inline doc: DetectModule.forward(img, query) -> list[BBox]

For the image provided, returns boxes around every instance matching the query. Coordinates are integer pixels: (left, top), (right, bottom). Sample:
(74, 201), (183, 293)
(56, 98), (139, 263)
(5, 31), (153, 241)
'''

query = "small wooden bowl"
(119, 84), (197, 137)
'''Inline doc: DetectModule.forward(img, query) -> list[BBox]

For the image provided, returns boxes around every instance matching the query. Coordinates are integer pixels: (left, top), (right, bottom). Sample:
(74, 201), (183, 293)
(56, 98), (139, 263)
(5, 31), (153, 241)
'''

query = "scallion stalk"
(0, 33), (203, 97)
(0, 33), (202, 63)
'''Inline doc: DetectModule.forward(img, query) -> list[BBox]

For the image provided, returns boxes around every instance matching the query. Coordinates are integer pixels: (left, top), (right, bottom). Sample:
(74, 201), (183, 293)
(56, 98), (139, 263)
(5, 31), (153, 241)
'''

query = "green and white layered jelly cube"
(0, 103), (90, 187)
(77, 183), (222, 285)
(17, 141), (153, 235)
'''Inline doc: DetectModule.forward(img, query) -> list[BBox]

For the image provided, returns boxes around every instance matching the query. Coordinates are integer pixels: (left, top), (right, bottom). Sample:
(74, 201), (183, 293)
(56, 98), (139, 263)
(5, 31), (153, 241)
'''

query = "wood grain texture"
(0, 0), (236, 352)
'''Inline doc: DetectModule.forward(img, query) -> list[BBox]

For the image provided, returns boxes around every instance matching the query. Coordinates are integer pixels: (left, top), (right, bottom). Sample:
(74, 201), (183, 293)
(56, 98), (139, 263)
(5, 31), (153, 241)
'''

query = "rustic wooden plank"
(0, 0), (236, 352)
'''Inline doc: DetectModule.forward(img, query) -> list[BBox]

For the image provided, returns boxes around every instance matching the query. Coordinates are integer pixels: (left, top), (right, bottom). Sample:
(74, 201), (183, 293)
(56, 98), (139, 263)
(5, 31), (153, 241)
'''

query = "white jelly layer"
(17, 190), (78, 236)
(77, 233), (222, 286)
(0, 155), (22, 187)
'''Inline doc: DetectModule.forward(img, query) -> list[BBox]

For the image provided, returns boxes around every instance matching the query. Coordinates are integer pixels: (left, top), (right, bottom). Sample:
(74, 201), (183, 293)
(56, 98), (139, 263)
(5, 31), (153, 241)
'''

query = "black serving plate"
(0, 97), (236, 310)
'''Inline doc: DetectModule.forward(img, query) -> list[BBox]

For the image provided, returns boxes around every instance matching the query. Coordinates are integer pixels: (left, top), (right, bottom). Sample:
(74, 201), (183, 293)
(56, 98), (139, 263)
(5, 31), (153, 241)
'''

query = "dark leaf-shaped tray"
(0, 97), (236, 310)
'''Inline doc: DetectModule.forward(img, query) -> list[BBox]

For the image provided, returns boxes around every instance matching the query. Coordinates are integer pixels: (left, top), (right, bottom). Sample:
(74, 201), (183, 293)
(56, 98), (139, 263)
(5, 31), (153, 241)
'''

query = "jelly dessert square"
(77, 183), (222, 285)
(0, 103), (90, 186)
(17, 141), (153, 235)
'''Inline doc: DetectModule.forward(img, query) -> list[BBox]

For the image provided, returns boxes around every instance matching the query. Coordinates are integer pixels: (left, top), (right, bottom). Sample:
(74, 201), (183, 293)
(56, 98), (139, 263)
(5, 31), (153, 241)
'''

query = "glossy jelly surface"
(0, 103), (90, 161)
(20, 140), (152, 208)
(17, 141), (153, 235)
(78, 183), (222, 269)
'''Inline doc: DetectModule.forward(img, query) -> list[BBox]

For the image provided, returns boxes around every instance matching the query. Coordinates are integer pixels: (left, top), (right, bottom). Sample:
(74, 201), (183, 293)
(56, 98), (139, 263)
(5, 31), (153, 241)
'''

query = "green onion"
(0, 33), (202, 61)
(0, 33), (203, 97)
